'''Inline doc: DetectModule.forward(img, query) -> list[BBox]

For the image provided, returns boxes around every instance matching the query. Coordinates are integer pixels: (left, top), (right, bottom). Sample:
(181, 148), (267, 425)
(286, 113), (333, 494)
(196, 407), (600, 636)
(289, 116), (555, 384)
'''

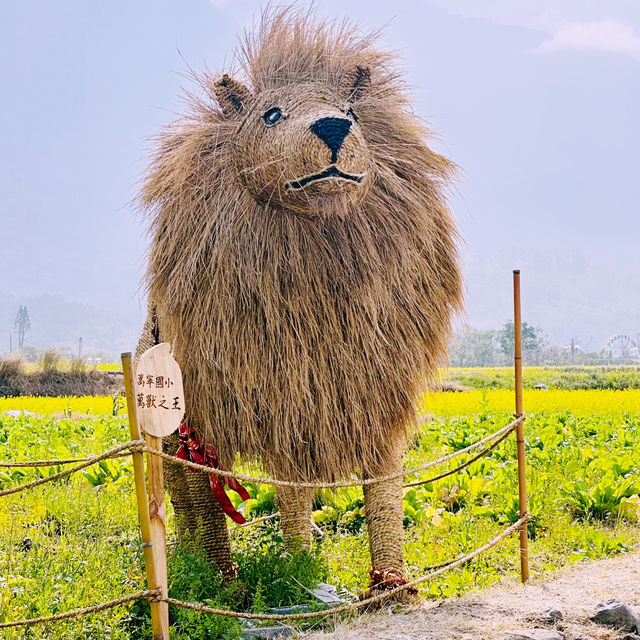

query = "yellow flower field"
(1, 389), (638, 419)
(0, 395), (116, 415)
(421, 389), (640, 417)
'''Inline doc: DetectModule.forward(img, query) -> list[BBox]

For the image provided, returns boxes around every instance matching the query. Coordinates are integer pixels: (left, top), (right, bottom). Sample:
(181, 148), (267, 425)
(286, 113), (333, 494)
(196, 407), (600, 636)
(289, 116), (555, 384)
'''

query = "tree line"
(449, 322), (637, 367)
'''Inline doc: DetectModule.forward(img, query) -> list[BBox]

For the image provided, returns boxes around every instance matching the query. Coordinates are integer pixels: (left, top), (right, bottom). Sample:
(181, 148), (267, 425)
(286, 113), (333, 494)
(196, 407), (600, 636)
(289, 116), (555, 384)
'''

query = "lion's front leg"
(277, 485), (314, 551)
(135, 309), (234, 579)
(183, 464), (235, 579)
(362, 443), (414, 599)
(162, 433), (197, 543)
(363, 464), (404, 575)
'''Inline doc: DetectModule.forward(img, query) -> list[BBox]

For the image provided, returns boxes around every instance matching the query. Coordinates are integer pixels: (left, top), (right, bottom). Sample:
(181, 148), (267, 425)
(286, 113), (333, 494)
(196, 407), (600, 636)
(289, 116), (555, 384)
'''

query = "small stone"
(504, 630), (565, 640)
(17, 537), (33, 552)
(4, 409), (35, 417)
(540, 608), (564, 624)
(266, 604), (311, 615)
(621, 635), (640, 640)
(311, 582), (342, 605)
(590, 599), (640, 633)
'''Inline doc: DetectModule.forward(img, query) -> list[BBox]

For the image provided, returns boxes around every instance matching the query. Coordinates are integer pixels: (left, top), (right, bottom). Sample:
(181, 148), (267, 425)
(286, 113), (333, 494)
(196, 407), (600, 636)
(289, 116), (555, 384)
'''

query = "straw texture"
(139, 6), (462, 578)
(141, 7), (462, 483)
(277, 485), (314, 550)
(363, 439), (405, 574)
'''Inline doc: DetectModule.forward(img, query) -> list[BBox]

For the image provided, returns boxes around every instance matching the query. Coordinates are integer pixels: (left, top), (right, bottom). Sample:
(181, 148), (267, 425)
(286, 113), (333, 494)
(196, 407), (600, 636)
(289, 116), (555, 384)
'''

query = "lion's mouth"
(285, 166), (366, 191)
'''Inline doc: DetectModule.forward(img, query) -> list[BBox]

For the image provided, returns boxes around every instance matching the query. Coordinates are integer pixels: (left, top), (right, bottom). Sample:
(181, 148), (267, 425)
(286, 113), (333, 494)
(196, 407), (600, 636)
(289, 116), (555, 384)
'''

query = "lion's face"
(227, 81), (373, 214)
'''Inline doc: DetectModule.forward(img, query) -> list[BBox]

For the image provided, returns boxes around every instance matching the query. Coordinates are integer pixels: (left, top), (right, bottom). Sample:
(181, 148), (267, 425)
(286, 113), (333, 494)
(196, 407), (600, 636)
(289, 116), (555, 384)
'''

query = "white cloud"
(424, 0), (562, 32)
(424, 0), (640, 34)
(424, 1), (640, 61)
(537, 18), (640, 60)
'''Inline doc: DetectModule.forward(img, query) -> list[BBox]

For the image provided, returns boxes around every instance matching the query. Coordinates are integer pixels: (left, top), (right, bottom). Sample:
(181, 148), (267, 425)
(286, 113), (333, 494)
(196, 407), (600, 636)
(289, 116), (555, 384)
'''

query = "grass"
(444, 365), (640, 390)
(1, 373), (640, 637)
(0, 358), (121, 398)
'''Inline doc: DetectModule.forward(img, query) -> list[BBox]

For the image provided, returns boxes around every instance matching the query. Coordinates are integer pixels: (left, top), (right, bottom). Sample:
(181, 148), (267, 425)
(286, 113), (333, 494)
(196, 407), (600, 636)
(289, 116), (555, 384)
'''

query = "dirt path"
(304, 552), (640, 639)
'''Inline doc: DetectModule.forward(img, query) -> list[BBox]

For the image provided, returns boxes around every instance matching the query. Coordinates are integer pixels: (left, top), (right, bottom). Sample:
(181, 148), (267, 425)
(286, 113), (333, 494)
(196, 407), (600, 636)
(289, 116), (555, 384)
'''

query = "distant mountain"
(0, 292), (143, 360)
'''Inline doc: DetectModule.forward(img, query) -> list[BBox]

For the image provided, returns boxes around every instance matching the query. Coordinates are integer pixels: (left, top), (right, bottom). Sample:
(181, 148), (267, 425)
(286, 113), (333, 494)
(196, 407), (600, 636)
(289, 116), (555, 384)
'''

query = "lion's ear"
(214, 74), (251, 118)
(340, 66), (371, 102)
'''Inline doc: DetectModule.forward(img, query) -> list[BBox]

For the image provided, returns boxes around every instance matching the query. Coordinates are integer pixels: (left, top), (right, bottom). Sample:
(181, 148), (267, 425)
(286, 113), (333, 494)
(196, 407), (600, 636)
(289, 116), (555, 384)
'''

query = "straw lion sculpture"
(136, 9), (462, 593)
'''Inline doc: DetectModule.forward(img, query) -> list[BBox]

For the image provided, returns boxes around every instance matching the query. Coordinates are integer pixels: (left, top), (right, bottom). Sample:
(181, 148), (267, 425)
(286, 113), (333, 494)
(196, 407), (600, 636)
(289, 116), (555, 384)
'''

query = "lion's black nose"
(310, 117), (352, 163)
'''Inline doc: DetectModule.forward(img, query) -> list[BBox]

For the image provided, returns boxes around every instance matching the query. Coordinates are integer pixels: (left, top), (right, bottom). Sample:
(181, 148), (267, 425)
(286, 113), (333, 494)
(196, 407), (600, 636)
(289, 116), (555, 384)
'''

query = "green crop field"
(1, 373), (639, 638)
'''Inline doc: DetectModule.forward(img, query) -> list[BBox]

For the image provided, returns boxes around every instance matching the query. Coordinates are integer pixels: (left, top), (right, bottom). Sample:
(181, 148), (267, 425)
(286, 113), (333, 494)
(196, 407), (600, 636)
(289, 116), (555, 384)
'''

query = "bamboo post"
(512, 271), (530, 583)
(146, 433), (170, 638)
(121, 353), (168, 639)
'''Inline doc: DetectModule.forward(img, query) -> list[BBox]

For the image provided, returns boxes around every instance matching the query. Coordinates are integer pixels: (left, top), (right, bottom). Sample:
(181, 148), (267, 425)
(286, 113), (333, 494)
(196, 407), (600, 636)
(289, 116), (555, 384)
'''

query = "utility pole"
(14, 306), (31, 350)
(570, 338), (576, 366)
(78, 336), (83, 359)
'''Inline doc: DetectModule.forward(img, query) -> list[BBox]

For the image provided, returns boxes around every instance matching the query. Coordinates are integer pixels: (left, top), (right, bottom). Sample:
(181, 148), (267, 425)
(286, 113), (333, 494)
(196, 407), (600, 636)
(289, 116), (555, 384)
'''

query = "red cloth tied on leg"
(176, 421), (250, 524)
(367, 568), (418, 596)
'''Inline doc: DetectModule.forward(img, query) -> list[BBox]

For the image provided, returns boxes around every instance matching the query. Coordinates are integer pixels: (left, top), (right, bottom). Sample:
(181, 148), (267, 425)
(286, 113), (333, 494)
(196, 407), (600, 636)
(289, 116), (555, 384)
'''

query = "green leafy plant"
(83, 459), (128, 488)
(235, 528), (329, 607)
(563, 473), (640, 520)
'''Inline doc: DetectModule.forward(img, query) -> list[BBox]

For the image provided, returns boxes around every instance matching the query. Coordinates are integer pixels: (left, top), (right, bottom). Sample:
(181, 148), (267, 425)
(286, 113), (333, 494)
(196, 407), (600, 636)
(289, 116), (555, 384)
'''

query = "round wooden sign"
(134, 343), (185, 437)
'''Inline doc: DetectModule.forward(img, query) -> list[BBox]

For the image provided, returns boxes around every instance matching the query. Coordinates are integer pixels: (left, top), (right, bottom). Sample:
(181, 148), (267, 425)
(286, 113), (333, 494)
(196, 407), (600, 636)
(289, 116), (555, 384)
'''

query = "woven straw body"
(139, 7), (463, 579)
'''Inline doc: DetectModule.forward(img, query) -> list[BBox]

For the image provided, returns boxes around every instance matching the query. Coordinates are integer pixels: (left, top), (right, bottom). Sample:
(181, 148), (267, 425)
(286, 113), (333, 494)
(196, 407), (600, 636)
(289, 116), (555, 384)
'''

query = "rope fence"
(0, 452), (133, 468)
(166, 515), (530, 620)
(0, 417), (521, 497)
(0, 417), (527, 629)
(0, 514), (529, 629)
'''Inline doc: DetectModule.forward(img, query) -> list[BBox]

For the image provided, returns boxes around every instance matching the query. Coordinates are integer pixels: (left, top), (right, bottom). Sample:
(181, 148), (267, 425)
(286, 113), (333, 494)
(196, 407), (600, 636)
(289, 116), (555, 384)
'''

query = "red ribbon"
(176, 421), (250, 524)
(368, 568), (418, 596)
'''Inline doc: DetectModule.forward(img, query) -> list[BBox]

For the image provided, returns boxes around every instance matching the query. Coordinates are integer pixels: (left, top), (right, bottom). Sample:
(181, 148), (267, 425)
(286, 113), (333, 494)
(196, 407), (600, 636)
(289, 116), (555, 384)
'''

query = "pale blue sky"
(1, 0), (639, 348)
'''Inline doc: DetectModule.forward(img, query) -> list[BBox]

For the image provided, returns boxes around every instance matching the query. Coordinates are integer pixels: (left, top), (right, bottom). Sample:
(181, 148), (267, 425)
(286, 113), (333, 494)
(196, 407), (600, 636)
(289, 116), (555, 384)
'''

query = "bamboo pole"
(146, 433), (170, 638)
(121, 353), (167, 639)
(512, 271), (530, 583)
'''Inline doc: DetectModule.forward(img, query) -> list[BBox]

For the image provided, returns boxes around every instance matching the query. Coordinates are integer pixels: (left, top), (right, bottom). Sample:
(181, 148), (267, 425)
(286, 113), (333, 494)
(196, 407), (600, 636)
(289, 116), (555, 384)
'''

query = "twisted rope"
(238, 511), (280, 527)
(143, 415), (524, 489)
(0, 440), (145, 497)
(0, 588), (161, 629)
(0, 452), (132, 468)
(403, 423), (517, 488)
(165, 514), (529, 620)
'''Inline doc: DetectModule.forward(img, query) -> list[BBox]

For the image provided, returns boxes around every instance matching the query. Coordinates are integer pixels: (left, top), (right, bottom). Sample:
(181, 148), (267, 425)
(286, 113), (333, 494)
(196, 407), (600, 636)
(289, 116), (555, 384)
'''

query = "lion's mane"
(141, 9), (463, 482)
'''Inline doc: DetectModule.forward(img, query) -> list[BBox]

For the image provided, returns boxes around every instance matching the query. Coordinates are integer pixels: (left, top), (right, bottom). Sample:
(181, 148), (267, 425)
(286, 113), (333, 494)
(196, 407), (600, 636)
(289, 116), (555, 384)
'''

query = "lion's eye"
(262, 107), (283, 127)
(346, 107), (359, 122)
